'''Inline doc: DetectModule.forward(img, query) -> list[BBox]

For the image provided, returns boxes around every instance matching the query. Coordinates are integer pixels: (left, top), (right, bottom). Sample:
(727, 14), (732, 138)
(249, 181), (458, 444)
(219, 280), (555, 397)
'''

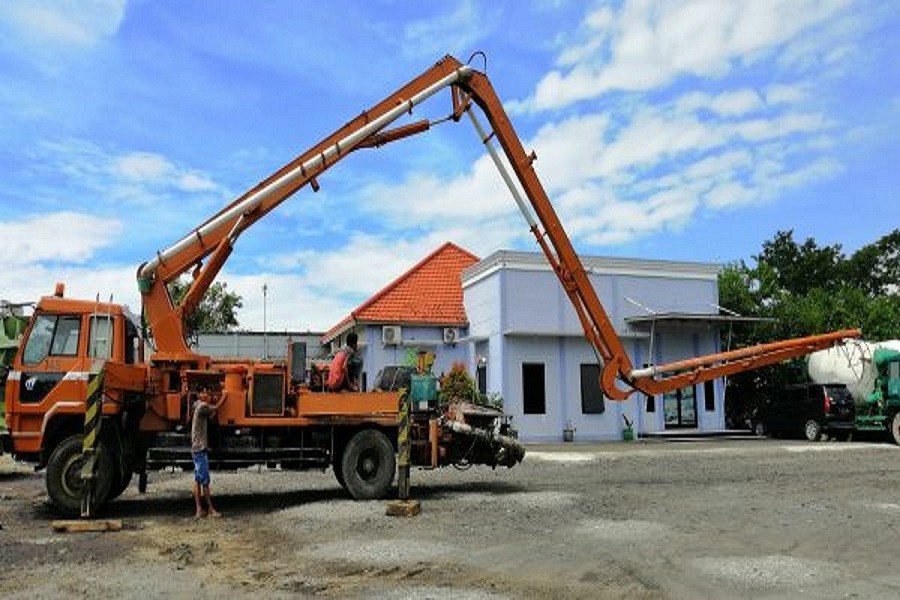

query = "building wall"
(195, 332), (325, 361)
(464, 255), (725, 442)
(354, 324), (469, 391)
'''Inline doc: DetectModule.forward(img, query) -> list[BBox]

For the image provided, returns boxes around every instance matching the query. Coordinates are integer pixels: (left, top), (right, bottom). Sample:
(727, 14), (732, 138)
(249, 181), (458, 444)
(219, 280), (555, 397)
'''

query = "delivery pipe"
(139, 66), (474, 280)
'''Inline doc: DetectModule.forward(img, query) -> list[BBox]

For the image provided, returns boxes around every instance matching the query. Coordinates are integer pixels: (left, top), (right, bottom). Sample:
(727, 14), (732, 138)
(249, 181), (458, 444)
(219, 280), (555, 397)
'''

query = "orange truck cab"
(4, 292), (142, 463)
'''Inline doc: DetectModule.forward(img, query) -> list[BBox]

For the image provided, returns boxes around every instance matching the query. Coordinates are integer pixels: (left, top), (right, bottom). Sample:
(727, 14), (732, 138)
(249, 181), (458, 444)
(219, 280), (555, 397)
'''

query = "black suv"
(758, 383), (855, 441)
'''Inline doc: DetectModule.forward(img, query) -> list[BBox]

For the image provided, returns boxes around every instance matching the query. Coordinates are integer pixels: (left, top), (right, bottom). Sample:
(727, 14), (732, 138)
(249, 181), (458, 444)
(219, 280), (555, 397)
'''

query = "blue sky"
(1, 0), (898, 332)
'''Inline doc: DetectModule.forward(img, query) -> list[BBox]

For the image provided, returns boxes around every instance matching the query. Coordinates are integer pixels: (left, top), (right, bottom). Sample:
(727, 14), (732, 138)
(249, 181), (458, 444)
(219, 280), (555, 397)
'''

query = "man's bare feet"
(193, 511), (207, 520)
(209, 509), (222, 518)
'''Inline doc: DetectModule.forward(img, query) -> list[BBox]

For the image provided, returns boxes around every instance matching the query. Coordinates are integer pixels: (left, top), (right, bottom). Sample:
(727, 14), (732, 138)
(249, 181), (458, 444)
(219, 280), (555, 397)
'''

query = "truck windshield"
(22, 315), (82, 365)
(22, 315), (55, 365)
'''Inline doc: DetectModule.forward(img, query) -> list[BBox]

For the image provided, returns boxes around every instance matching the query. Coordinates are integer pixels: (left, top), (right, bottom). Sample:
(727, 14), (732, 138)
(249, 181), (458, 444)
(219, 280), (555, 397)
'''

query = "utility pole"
(262, 283), (268, 360)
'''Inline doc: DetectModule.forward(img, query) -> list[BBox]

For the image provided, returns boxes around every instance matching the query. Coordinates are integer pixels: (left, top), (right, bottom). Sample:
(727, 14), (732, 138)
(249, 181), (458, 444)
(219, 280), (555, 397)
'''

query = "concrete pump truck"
(2, 55), (860, 516)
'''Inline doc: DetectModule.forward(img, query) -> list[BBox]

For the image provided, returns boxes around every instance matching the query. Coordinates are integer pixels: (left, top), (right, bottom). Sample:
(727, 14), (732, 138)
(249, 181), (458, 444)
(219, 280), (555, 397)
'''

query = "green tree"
(438, 362), (477, 406)
(719, 229), (900, 425)
(844, 229), (900, 296)
(757, 229), (845, 295)
(168, 279), (243, 340)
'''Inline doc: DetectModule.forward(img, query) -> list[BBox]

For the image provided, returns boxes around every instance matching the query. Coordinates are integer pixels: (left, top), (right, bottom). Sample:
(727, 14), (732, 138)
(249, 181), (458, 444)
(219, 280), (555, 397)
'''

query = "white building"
(462, 250), (735, 442)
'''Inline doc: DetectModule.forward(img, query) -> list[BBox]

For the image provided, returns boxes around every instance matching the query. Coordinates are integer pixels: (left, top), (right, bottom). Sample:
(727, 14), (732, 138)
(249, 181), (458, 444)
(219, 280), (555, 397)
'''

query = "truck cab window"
(22, 315), (56, 365)
(125, 318), (139, 364)
(50, 316), (82, 356)
(89, 316), (113, 359)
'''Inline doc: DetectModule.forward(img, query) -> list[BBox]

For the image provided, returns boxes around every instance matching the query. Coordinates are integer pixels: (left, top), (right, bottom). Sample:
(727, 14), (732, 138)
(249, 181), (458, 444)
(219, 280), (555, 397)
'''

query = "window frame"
(579, 363), (605, 414)
(522, 362), (546, 415)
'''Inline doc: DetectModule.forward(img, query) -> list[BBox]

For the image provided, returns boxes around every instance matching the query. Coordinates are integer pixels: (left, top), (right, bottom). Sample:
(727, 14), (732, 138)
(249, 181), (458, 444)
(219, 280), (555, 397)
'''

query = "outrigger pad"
(385, 499), (421, 518)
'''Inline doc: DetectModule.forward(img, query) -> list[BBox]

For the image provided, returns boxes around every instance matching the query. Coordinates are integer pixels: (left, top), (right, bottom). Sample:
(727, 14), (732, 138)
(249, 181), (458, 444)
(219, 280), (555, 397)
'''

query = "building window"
(704, 380), (715, 412)
(476, 364), (487, 395)
(580, 364), (605, 414)
(645, 394), (655, 413)
(522, 363), (545, 415)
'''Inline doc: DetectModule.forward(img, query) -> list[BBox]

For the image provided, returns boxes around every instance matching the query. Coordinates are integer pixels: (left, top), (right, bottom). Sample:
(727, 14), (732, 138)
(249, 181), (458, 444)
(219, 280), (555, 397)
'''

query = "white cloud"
(177, 172), (218, 192)
(110, 151), (219, 194)
(0, 212), (136, 317)
(401, 1), (496, 59)
(349, 87), (838, 249)
(36, 140), (221, 204)
(222, 272), (349, 333)
(112, 152), (172, 181)
(0, 0), (125, 47)
(0, 212), (122, 266)
(765, 83), (809, 105)
(521, 0), (850, 111)
(360, 152), (515, 226)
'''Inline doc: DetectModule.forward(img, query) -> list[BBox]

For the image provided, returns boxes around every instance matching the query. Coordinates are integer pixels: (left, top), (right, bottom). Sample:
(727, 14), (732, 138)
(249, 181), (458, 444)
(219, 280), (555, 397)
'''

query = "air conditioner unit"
(443, 327), (458, 345)
(382, 325), (401, 345)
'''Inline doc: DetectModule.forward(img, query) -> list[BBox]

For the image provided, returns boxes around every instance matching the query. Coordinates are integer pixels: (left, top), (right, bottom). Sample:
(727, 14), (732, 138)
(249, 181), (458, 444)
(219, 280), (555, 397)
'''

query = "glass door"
(664, 386), (697, 429)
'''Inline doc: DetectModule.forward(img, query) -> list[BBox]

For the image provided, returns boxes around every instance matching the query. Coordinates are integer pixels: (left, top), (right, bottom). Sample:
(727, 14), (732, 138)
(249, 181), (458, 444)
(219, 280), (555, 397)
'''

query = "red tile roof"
(323, 242), (479, 342)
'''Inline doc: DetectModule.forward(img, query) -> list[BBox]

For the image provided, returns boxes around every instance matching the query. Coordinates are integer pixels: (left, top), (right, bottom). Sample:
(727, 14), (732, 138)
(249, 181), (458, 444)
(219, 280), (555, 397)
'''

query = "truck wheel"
(107, 469), (133, 501)
(891, 413), (900, 445)
(340, 429), (395, 500)
(333, 459), (347, 490)
(804, 419), (823, 442)
(45, 434), (113, 517)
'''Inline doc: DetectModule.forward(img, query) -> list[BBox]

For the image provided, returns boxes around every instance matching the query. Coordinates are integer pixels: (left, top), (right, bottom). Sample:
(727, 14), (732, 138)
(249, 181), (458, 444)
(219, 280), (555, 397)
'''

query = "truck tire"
(340, 429), (395, 500)
(891, 413), (900, 446)
(804, 419), (823, 442)
(107, 469), (133, 501)
(45, 434), (113, 517)
(333, 460), (347, 490)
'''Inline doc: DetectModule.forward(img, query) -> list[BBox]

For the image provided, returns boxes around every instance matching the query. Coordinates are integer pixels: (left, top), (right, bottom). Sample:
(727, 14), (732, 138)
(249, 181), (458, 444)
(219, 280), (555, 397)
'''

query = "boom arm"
(138, 54), (859, 398)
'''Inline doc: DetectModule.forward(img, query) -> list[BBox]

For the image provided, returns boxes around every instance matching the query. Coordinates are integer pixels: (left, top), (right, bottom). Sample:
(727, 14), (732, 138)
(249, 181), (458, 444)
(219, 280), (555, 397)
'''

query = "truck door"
(8, 313), (90, 452)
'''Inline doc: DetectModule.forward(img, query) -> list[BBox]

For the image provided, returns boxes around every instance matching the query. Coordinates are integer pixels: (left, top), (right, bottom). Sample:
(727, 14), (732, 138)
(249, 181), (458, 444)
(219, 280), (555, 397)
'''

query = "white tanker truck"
(808, 339), (900, 443)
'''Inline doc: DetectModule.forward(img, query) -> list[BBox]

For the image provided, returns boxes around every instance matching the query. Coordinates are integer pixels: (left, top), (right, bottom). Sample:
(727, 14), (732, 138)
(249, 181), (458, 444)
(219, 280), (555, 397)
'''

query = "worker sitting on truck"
(191, 387), (227, 519)
(326, 332), (361, 392)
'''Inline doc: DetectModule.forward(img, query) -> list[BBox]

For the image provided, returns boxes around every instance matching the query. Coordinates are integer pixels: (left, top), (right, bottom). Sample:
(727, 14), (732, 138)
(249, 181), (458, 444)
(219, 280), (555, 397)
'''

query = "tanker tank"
(807, 339), (900, 404)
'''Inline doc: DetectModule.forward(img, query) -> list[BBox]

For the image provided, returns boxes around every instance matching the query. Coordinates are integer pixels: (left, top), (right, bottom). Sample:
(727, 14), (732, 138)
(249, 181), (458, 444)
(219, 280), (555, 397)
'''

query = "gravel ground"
(2, 438), (900, 598)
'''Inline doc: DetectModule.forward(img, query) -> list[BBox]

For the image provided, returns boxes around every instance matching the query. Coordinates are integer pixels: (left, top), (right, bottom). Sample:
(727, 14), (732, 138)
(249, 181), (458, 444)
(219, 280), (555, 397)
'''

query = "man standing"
(192, 387), (227, 518)
(327, 332), (362, 391)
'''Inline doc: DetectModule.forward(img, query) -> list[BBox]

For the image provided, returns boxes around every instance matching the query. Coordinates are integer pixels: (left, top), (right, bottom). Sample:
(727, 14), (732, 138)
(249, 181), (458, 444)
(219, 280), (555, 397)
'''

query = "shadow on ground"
(28, 478), (528, 521)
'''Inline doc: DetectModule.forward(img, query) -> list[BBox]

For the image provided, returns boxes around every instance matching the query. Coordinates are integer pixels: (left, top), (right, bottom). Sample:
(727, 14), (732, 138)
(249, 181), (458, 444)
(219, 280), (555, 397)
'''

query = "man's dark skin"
(192, 388), (227, 518)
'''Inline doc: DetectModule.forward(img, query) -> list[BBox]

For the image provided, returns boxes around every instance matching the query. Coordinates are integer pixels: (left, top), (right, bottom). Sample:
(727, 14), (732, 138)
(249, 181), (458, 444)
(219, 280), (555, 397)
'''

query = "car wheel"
(340, 429), (395, 500)
(804, 419), (823, 442)
(45, 434), (113, 517)
(890, 413), (900, 446)
(753, 421), (766, 437)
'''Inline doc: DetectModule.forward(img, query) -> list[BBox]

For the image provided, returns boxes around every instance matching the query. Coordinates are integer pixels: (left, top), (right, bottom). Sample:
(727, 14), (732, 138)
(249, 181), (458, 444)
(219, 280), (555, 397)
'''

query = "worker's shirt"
(326, 347), (356, 390)
(191, 402), (213, 453)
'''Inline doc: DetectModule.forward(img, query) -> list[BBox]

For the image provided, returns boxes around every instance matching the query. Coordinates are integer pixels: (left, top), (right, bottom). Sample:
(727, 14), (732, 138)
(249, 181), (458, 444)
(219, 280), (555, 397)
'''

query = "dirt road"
(2, 439), (900, 598)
